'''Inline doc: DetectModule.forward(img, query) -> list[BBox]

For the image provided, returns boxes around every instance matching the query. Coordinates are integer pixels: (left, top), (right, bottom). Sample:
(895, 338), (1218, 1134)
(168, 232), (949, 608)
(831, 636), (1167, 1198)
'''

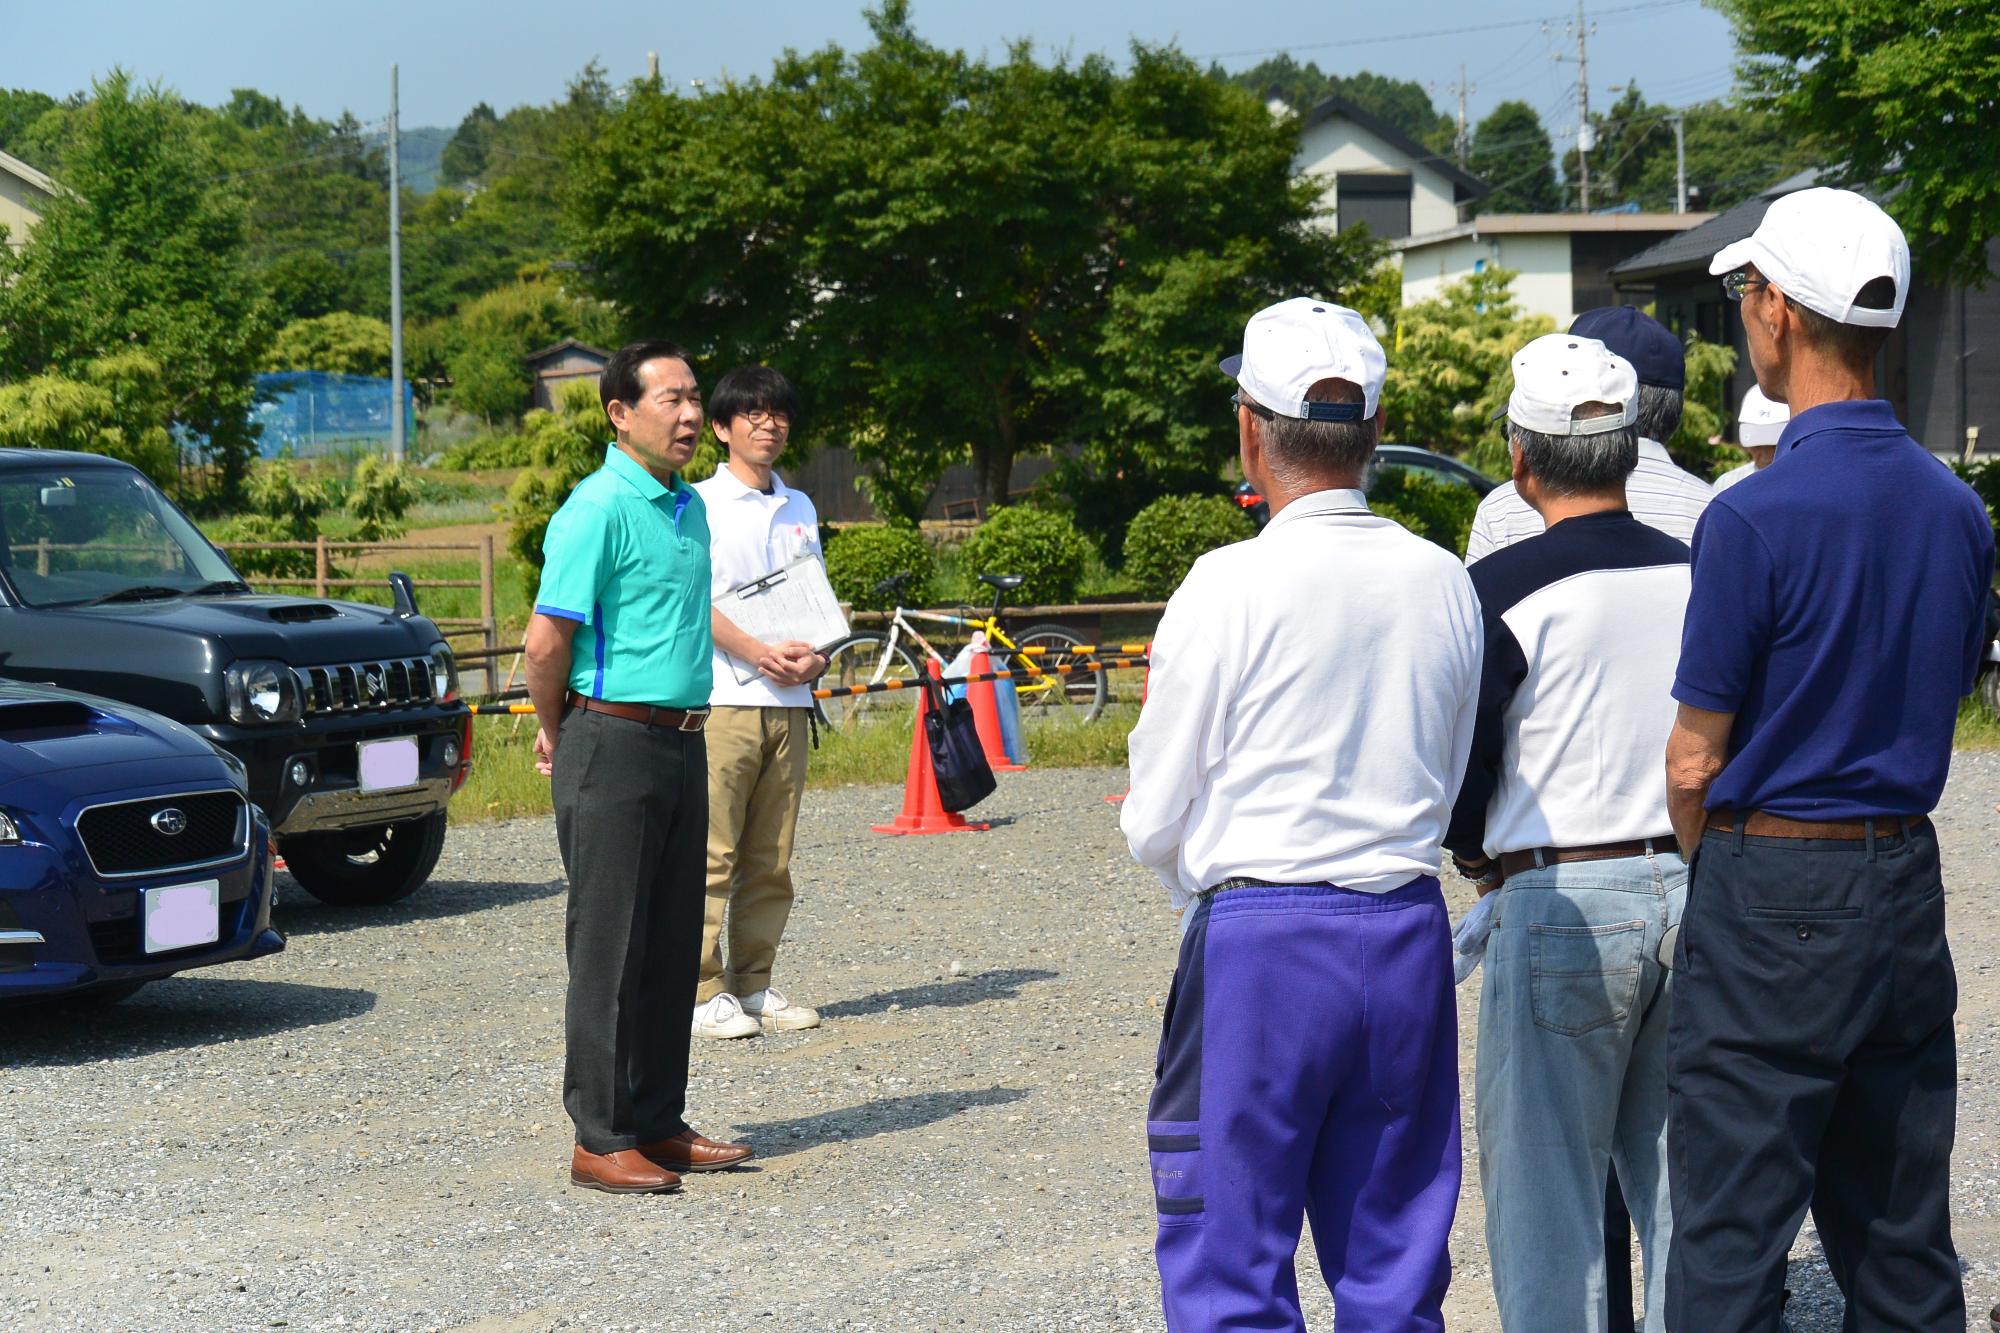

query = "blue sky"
(0, 0), (1740, 135)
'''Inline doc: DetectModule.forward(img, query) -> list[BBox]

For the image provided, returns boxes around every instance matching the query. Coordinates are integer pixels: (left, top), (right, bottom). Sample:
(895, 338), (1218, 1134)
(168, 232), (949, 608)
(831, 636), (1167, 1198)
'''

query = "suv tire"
(280, 811), (448, 907)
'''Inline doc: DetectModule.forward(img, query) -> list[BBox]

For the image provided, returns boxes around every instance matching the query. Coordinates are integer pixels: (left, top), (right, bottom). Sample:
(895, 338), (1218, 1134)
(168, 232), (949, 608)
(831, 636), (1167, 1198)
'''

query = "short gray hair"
(1512, 402), (1637, 496)
(1260, 379), (1378, 484)
(1634, 383), (1682, 444)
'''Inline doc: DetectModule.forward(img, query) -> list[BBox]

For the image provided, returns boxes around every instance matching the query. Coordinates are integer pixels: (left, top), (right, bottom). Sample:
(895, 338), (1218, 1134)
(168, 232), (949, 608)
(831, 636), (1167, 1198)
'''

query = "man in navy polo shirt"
(1663, 188), (1994, 1329)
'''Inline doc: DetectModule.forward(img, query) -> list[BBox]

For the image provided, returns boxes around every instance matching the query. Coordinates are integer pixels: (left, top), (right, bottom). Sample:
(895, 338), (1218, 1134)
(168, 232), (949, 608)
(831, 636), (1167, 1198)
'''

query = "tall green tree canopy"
(570, 2), (1379, 518)
(1712, 0), (2000, 283)
(0, 73), (273, 496)
(1467, 101), (1561, 214)
(1217, 57), (1454, 150)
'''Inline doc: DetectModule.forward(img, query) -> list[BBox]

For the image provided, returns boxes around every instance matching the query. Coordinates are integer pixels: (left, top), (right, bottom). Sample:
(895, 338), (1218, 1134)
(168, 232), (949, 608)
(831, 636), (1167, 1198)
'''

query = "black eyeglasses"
(1230, 392), (1276, 422)
(1722, 270), (1771, 302)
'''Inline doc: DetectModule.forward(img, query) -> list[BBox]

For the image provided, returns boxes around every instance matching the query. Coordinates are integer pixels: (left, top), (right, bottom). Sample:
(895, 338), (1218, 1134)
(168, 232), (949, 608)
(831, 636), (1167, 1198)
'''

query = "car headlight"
(429, 644), (458, 702)
(225, 660), (304, 725)
(0, 811), (19, 844)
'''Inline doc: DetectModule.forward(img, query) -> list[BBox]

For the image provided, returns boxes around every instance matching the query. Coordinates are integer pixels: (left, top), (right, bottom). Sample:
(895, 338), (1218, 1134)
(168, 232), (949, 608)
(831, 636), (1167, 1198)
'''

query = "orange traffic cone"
(872, 661), (991, 836)
(967, 640), (1027, 773)
(1105, 651), (1151, 805)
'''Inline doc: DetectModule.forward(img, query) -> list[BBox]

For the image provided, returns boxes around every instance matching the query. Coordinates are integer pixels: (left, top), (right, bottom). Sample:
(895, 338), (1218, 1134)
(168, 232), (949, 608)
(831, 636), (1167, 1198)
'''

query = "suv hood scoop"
(265, 603), (342, 623)
(0, 699), (99, 738)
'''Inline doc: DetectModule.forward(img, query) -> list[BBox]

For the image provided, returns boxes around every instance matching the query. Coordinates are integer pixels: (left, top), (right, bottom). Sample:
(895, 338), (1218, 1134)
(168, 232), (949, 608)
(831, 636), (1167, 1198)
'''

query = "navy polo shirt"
(1673, 399), (1995, 817)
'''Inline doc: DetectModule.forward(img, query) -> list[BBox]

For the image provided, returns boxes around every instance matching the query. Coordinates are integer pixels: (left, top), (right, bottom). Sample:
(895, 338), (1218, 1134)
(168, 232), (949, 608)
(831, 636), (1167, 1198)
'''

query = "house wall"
(1398, 232), (1575, 323)
(1295, 118), (1460, 237)
(0, 168), (51, 247)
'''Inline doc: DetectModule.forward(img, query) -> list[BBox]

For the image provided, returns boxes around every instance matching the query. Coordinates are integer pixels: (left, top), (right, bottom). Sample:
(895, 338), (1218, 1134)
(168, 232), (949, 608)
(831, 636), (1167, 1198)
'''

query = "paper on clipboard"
(712, 555), (850, 685)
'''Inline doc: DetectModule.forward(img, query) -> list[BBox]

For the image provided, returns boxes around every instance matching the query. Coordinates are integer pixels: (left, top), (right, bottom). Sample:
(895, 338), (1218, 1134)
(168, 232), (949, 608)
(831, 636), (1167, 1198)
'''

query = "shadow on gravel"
(0, 978), (376, 1066)
(272, 877), (564, 939)
(819, 967), (1057, 1020)
(737, 1085), (1029, 1159)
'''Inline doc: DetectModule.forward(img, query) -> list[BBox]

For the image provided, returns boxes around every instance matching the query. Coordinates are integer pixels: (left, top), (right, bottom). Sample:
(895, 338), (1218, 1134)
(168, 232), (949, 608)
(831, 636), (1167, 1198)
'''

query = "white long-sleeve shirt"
(1120, 489), (1484, 908)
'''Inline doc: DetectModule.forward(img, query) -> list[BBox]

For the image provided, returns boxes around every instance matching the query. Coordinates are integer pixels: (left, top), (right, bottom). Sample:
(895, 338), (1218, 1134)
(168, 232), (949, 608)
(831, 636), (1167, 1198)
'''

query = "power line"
(1195, 0), (1697, 62)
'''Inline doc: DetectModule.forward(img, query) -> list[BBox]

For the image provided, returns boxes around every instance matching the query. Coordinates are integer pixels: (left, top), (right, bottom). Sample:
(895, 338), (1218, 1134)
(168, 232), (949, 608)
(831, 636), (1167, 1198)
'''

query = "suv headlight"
(0, 811), (19, 844)
(225, 660), (304, 725)
(429, 644), (459, 702)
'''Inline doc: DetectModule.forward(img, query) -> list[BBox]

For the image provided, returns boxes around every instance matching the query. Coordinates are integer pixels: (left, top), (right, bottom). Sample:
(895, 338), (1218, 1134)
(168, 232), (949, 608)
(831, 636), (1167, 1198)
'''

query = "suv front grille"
(296, 657), (435, 714)
(76, 790), (248, 878)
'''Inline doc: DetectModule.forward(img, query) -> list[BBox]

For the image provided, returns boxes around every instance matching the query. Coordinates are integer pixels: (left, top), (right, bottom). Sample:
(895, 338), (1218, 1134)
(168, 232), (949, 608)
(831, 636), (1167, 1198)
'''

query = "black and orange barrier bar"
(464, 655), (1151, 715)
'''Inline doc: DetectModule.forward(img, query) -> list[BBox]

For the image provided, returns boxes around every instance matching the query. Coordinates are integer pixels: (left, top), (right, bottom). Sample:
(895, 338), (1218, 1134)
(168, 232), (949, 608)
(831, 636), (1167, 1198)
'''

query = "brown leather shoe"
(638, 1128), (753, 1173)
(570, 1145), (682, 1194)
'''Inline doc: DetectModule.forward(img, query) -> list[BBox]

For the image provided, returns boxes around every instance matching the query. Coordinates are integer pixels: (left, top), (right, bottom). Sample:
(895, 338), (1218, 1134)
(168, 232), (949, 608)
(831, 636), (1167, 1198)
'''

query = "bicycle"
(817, 572), (1109, 731)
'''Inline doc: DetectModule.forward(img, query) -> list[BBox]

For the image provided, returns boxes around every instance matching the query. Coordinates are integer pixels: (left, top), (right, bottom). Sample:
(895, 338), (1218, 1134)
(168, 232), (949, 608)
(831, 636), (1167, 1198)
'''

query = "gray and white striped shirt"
(1462, 438), (1713, 565)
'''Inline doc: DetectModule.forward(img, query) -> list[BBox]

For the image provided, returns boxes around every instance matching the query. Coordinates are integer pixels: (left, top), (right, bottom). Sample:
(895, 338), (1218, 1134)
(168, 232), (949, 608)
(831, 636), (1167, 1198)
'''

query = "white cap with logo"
(1221, 297), (1386, 421)
(1737, 385), (1790, 447)
(1504, 334), (1638, 436)
(1708, 186), (1909, 329)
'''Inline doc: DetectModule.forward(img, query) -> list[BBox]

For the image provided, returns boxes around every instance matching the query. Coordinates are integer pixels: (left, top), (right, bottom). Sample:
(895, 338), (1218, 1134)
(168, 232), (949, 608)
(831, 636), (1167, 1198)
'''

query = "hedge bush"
(1123, 494), (1255, 598)
(956, 505), (1092, 606)
(825, 524), (934, 610)
(1368, 468), (1482, 558)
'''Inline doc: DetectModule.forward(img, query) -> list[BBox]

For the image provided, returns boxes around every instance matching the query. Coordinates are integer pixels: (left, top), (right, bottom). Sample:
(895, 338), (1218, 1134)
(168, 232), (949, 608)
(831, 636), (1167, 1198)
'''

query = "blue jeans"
(1475, 852), (1686, 1331)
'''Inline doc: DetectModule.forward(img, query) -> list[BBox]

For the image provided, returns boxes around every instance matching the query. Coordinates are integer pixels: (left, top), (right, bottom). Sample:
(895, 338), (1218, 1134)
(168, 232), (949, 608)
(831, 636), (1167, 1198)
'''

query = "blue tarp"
(252, 371), (414, 458)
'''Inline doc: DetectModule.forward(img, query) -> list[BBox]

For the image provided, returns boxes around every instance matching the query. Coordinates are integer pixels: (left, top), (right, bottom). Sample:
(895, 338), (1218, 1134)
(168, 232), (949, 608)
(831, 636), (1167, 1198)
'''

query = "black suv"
(0, 450), (470, 905)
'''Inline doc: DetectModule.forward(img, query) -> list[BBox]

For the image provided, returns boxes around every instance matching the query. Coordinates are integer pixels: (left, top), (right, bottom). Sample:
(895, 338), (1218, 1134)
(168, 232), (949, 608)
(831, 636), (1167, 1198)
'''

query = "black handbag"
(922, 675), (996, 812)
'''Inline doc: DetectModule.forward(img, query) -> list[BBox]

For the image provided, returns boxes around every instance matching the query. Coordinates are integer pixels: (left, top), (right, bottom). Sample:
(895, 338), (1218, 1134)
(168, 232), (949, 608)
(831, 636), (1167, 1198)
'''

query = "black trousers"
(551, 706), (707, 1154)
(1665, 818), (1963, 1331)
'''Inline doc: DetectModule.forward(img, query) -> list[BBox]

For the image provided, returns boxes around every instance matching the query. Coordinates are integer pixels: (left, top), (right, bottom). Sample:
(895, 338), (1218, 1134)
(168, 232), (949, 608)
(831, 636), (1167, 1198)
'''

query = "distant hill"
(368, 125), (451, 194)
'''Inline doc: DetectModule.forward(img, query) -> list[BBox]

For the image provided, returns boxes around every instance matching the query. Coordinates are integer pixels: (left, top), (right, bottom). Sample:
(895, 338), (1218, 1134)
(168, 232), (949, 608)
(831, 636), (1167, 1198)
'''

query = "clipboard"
(712, 555), (850, 685)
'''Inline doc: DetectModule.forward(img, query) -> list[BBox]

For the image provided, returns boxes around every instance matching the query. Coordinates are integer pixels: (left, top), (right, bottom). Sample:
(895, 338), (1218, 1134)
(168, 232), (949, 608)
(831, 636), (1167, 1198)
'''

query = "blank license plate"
(144, 880), (219, 954)
(358, 737), (420, 792)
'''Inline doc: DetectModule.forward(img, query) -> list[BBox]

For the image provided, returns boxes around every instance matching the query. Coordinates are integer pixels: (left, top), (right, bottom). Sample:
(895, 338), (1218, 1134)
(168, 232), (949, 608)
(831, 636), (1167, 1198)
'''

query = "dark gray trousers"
(551, 706), (707, 1154)
(1666, 818), (1963, 1331)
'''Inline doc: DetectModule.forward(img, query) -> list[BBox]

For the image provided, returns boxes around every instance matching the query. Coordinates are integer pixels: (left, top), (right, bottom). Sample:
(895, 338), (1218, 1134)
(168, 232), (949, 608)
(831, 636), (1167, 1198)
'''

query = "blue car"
(0, 681), (283, 1004)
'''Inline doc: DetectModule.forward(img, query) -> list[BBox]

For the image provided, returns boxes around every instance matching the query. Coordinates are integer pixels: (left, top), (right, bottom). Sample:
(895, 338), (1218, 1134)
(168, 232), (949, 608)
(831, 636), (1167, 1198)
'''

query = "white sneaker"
(691, 992), (761, 1040)
(740, 987), (820, 1032)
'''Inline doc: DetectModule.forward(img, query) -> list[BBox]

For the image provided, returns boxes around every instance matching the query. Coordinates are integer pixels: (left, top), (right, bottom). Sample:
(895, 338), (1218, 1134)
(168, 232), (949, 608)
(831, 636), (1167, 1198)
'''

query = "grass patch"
(449, 710), (1136, 825)
(1956, 698), (2000, 750)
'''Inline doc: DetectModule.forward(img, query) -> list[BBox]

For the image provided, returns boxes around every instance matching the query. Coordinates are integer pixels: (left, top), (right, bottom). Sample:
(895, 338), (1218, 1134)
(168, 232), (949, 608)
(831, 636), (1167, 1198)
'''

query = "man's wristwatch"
(1453, 853), (1502, 887)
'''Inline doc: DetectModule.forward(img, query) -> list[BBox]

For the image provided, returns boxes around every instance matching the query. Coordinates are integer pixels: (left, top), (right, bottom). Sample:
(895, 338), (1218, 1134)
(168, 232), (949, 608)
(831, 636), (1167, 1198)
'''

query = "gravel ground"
(1, 756), (1996, 1331)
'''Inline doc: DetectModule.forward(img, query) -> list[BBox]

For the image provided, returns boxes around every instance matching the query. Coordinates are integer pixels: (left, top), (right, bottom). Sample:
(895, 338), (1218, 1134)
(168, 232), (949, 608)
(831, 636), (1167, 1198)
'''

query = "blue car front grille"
(75, 790), (248, 878)
(88, 892), (252, 966)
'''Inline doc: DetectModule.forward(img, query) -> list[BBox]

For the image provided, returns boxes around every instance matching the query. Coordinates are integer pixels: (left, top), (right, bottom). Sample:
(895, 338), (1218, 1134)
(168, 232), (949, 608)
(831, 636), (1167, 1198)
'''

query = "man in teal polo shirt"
(524, 339), (754, 1194)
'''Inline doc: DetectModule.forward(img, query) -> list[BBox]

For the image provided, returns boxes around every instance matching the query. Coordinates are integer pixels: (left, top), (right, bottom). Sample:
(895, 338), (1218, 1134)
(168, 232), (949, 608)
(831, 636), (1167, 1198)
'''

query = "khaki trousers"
(698, 706), (810, 1002)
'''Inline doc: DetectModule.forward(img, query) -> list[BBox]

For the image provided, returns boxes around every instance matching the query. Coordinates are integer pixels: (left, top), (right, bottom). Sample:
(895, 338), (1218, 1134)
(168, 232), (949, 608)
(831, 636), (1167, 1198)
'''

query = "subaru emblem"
(150, 807), (188, 836)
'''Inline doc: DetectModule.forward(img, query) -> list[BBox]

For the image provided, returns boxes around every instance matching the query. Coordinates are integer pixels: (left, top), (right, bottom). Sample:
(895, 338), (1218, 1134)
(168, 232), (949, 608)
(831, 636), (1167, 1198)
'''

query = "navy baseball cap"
(1567, 306), (1684, 390)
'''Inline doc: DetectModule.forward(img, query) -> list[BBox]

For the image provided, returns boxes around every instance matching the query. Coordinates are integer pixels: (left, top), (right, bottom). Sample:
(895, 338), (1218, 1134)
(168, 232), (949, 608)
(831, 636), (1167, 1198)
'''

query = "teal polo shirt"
(533, 445), (713, 708)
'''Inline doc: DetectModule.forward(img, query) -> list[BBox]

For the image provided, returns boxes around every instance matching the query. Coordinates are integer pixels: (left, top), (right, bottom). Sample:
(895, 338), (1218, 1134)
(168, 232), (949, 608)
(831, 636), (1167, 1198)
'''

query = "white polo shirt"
(1463, 438), (1711, 564)
(1120, 489), (1484, 909)
(694, 465), (823, 709)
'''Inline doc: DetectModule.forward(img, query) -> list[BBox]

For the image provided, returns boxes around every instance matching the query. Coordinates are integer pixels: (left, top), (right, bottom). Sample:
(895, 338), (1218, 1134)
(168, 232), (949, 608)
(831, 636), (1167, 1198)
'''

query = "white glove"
(1451, 890), (1500, 985)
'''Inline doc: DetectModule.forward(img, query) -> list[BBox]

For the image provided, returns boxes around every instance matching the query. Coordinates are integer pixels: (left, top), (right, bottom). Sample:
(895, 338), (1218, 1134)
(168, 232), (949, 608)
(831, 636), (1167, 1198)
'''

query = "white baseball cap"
(1737, 385), (1790, 447)
(1220, 297), (1385, 421)
(1708, 187), (1909, 329)
(1503, 334), (1638, 437)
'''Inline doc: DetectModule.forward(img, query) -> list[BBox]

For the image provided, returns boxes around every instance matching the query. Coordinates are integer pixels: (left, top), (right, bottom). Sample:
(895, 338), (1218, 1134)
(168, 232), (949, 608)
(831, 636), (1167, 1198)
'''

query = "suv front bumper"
(198, 705), (471, 838)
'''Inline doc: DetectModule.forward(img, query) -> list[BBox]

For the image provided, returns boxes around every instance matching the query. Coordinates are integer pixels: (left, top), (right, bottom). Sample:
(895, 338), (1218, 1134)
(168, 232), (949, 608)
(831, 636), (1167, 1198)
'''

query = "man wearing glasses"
(691, 366), (829, 1041)
(1664, 188), (1993, 1328)
(1124, 298), (1482, 1330)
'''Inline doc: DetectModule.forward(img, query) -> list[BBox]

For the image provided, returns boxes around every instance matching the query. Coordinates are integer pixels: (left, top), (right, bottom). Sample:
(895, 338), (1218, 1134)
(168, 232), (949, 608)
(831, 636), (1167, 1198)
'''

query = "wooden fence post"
(314, 535), (329, 599)
(479, 534), (496, 654)
(35, 538), (48, 577)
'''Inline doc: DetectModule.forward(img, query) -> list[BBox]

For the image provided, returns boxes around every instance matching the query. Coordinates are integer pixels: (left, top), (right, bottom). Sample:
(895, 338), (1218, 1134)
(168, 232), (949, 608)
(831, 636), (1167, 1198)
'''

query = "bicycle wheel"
(816, 633), (925, 731)
(1012, 624), (1107, 724)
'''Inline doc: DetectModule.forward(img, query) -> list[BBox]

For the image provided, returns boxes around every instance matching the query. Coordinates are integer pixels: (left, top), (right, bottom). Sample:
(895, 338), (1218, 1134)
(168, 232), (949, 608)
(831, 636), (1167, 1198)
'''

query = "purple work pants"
(1148, 878), (1461, 1332)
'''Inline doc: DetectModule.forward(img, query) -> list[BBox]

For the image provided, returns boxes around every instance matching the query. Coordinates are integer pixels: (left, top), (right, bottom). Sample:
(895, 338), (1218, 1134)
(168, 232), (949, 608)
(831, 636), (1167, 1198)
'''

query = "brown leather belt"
(1706, 810), (1926, 841)
(1499, 838), (1679, 880)
(566, 692), (709, 732)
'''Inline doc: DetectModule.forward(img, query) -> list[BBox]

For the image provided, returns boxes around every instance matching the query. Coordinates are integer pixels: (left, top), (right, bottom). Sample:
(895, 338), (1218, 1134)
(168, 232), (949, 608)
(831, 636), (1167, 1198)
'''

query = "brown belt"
(1706, 810), (1926, 841)
(1498, 838), (1680, 880)
(566, 692), (709, 732)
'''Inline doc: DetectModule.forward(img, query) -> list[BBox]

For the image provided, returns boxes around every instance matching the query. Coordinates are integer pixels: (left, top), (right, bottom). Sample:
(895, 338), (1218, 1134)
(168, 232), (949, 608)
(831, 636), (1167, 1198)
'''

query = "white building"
(1394, 212), (1715, 325)
(0, 149), (55, 250)
(1293, 96), (1488, 241)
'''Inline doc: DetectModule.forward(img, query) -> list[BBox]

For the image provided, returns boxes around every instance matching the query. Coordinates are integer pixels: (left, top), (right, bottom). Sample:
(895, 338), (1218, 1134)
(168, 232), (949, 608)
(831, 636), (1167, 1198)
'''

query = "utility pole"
(387, 65), (405, 464)
(1575, 0), (1592, 211)
(1670, 114), (1687, 212)
(1452, 64), (1474, 167)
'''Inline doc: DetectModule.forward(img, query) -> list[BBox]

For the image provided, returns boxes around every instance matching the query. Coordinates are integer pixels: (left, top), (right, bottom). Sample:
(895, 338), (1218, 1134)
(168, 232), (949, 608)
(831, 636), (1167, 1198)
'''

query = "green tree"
(0, 350), (178, 482)
(345, 454), (416, 541)
(439, 102), (498, 185)
(1630, 100), (1812, 213)
(0, 73), (274, 498)
(264, 312), (392, 376)
(1383, 267), (1554, 469)
(503, 380), (611, 569)
(414, 278), (616, 424)
(1712, 0), (2000, 283)
(1467, 101), (1561, 214)
(1218, 58), (1453, 150)
(569, 4), (1380, 515)
(0, 88), (58, 159)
